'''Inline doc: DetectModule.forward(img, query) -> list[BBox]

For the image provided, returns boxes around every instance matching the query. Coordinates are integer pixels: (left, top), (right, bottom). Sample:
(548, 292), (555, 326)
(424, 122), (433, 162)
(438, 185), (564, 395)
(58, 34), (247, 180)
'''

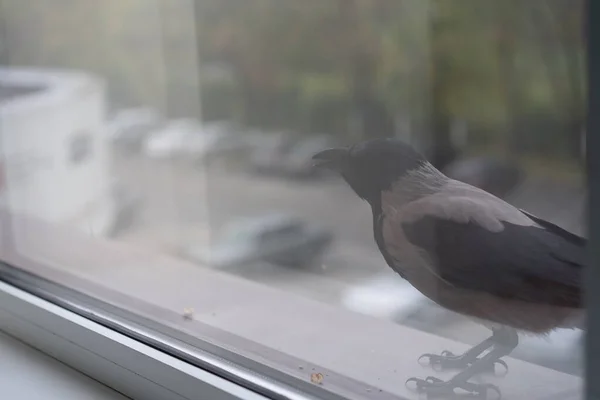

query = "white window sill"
(0, 281), (272, 400)
(0, 330), (126, 400)
(0, 213), (584, 399)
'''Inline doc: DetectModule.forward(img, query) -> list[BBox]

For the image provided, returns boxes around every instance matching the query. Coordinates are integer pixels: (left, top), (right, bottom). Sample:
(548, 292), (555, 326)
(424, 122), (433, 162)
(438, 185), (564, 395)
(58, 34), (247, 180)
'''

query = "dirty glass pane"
(0, 1), (586, 399)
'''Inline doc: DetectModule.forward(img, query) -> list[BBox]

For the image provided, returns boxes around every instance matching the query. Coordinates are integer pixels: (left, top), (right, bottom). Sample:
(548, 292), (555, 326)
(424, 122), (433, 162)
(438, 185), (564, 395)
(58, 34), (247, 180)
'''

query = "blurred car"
(181, 213), (333, 269)
(249, 133), (297, 174)
(341, 272), (583, 375)
(189, 129), (251, 164)
(250, 134), (336, 179)
(107, 107), (159, 134)
(203, 120), (240, 136)
(144, 119), (249, 162)
(107, 108), (162, 153)
(281, 135), (338, 178)
(143, 119), (206, 159)
(340, 270), (452, 322)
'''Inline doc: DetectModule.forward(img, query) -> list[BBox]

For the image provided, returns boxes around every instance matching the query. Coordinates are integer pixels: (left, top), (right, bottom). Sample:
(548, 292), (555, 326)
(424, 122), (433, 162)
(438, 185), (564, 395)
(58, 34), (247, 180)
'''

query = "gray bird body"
(379, 162), (583, 334)
(313, 139), (585, 395)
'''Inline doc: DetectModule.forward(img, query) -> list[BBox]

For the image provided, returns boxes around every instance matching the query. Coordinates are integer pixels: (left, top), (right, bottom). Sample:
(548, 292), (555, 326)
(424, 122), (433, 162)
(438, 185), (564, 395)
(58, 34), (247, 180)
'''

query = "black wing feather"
(402, 215), (584, 308)
(519, 209), (586, 247)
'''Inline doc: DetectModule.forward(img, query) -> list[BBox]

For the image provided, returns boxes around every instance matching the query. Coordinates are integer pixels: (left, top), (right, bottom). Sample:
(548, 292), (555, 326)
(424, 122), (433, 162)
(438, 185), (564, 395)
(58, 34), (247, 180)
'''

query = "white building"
(0, 67), (116, 236)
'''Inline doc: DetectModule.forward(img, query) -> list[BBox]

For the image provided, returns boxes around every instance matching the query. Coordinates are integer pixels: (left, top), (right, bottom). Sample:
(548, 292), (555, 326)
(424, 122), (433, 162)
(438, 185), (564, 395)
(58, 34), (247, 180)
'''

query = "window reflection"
(0, 0), (586, 398)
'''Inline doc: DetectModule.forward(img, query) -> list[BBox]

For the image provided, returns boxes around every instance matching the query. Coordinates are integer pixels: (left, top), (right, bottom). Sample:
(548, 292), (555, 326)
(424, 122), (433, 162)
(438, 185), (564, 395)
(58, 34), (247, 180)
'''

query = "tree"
(3, 0), (585, 162)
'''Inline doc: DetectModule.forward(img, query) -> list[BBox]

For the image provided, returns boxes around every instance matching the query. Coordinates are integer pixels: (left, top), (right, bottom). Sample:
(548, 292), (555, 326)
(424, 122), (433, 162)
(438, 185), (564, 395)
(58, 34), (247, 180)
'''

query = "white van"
(0, 67), (117, 236)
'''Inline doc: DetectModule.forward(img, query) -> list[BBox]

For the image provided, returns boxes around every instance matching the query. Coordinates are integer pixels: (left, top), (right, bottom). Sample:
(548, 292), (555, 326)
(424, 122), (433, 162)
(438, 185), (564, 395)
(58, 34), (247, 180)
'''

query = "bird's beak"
(312, 147), (348, 172)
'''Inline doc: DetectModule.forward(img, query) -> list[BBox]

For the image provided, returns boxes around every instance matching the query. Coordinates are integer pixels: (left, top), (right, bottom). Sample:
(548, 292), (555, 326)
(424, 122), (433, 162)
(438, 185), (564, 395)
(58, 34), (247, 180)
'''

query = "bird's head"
(312, 138), (428, 202)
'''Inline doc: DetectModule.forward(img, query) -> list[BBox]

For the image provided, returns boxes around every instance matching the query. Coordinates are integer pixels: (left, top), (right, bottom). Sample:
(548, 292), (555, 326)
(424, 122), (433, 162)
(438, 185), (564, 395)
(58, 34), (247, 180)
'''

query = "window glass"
(0, 1), (586, 399)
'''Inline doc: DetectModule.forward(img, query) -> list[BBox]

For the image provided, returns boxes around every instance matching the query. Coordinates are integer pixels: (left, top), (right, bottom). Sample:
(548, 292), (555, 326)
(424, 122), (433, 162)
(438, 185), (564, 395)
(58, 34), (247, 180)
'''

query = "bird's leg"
(407, 328), (518, 399)
(408, 351), (505, 399)
(419, 336), (496, 371)
(418, 327), (512, 373)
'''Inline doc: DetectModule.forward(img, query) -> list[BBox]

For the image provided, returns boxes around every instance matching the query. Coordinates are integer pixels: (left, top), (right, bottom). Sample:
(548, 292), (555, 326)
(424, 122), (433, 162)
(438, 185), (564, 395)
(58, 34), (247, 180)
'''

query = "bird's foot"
(418, 351), (507, 375)
(406, 375), (501, 399)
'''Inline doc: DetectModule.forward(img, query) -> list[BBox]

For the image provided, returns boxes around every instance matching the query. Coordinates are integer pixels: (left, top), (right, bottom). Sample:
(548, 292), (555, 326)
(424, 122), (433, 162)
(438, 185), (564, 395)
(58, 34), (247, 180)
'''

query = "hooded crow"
(313, 138), (585, 398)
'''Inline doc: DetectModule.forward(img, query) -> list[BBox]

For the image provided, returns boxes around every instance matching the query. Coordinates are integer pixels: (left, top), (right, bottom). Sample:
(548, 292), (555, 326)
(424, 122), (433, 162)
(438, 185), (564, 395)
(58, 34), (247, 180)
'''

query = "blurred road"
(112, 153), (586, 306)
(112, 154), (387, 303)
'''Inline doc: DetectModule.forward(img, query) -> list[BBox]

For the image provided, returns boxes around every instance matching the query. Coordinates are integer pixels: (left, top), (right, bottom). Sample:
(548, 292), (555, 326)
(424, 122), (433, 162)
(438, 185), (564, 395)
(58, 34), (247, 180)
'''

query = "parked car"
(189, 130), (251, 164)
(143, 119), (206, 160)
(107, 108), (161, 153)
(203, 120), (240, 136)
(281, 135), (337, 178)
(341, 272), (583, 375)
(249, 133), (296, 175)
(250, 134), (336, 179)
(144, 119), (250, 162)
(181, 213), (333, 269)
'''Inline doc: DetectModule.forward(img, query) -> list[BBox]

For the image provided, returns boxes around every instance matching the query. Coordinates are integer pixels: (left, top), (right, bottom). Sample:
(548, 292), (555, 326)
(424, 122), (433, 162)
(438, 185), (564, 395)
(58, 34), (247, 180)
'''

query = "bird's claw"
(419, 352), (470, 370)
(406, 376), (502, 399)
(418, 352), (508, 376)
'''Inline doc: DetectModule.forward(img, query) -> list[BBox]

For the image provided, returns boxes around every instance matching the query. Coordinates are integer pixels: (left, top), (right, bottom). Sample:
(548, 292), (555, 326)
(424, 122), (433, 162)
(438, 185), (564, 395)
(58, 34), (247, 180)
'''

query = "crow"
(312, 138), (585, 398)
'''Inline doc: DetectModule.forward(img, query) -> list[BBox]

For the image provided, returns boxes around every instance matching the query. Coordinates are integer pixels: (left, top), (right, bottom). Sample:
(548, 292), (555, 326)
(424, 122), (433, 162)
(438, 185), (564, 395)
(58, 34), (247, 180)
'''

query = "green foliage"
(2, 0), (586, 159)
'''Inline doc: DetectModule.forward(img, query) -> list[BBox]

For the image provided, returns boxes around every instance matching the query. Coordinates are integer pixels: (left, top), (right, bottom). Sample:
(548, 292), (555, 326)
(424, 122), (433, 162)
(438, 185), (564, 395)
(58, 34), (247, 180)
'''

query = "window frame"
(0, 1), (591, 400)
(586, 1), (598, 400)
(0, 278), (270, 400)
(0, 258), (395, 400)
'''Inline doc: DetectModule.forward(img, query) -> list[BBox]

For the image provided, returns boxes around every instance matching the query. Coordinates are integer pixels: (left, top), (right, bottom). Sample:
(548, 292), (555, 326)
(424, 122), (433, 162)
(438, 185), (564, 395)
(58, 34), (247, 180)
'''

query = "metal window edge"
(0, 263), (394, 400)
(0, 280), (273, 400)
